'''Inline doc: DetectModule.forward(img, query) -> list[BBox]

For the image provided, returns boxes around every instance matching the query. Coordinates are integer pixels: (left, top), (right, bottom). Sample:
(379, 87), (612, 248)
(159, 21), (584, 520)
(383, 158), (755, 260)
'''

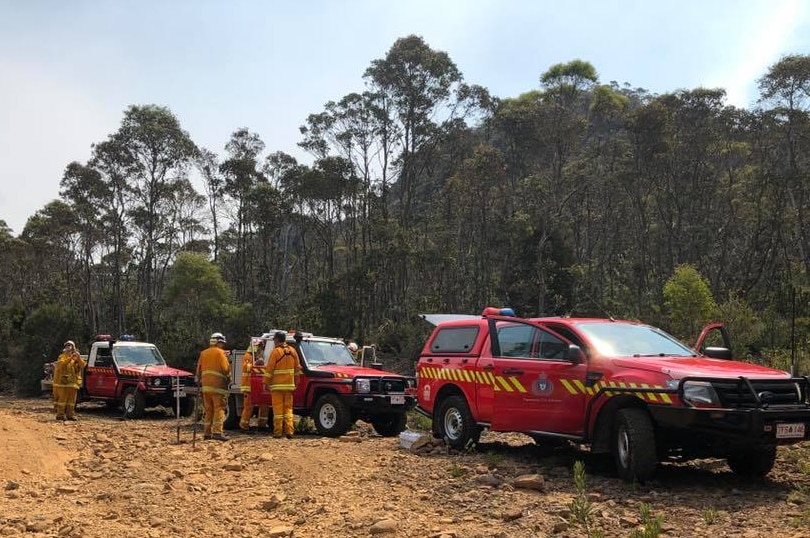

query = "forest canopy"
(2, 36), (809, 392)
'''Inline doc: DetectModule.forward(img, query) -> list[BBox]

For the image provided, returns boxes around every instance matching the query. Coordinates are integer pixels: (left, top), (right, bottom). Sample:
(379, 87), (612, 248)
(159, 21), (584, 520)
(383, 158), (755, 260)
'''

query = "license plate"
(173, 388), (186, 398)
(776, 423), (805, 439)
(390, 395), (405, 405)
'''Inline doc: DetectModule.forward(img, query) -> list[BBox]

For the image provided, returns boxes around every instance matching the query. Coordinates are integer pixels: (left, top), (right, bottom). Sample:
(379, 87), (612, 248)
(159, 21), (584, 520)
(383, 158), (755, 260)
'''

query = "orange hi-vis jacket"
(53, 352), (87, 390)
(241, 351), (255, 393)
(196, 346), (230, 395)
(264, 343), (301, 392)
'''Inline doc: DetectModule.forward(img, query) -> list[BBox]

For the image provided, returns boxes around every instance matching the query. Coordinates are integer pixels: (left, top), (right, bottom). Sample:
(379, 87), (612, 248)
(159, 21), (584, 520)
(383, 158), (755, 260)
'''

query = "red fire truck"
(43, 335), (197, 418)
(221, 331), (416, 437)
(416, 308), (810, 481)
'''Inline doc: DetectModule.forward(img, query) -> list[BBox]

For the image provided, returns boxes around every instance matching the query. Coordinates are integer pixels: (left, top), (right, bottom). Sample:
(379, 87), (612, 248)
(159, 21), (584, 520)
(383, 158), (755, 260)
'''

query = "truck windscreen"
(113, 345), (167, 367)
(300, 341), (356, 366)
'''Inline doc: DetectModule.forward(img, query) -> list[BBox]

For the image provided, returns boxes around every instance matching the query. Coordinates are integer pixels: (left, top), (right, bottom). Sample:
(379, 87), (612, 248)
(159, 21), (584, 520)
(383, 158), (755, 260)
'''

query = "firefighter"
(347, 342), (359, 360)
(263, 331), (301, 439)
(53, 340), (86, 421)
(239, 339), (269, 431)
(195, 332), (231, 441)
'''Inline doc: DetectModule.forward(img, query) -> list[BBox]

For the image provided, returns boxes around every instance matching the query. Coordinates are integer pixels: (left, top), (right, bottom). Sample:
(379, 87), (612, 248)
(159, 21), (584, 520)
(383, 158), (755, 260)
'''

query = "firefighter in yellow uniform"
(53, 340), (86, 421)
(195, 332), (231, 441)
(239, 340), (269, 431)
(263, 332), (301, 439)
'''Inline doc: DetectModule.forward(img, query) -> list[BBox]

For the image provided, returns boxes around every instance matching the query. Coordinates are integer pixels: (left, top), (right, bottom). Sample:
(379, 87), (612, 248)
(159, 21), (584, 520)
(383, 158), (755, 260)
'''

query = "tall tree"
(113, 105), (198, 339)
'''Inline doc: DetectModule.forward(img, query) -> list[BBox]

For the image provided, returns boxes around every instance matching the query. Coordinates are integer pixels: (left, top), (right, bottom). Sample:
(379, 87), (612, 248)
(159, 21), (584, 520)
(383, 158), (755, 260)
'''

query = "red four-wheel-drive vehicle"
(416, 308), (810, 481)
(43, 335), (197, 418)
(220, 331), (417, 437)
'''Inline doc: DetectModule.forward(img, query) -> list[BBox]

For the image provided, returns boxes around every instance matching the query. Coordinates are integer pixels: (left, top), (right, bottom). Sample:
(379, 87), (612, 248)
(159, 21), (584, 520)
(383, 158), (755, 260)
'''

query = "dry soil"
(0, 396), (808, 538)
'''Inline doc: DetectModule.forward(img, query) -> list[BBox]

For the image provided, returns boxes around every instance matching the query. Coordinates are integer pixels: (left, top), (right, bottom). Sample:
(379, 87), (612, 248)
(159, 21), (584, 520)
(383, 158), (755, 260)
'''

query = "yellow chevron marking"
(449, 369), (458, 381)
(474, 371), (484, 384)
(509, 377), (527, 393)
(462, 370), (472, 383)
(496, 376), (514, 392)
(640, 384), (658, 402)
(560, 379), (578, 394)
(573, 379), (593, 396)
(659, 393), (672, 404)
(488, 372), (501, 391)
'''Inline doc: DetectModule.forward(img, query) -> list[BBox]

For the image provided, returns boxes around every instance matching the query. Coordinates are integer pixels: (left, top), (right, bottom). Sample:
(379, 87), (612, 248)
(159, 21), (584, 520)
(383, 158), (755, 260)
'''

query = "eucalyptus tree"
(758, 54), (810, 279)
(196, 148), (224, 261)
(60, 162), (108, 332)
(220, 128), (266, 300)
(110, 105), (199, 339)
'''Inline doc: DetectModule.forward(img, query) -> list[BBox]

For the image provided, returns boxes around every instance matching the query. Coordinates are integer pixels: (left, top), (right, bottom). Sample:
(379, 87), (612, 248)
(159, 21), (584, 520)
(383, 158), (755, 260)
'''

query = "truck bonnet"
(612, 356), (792, 380)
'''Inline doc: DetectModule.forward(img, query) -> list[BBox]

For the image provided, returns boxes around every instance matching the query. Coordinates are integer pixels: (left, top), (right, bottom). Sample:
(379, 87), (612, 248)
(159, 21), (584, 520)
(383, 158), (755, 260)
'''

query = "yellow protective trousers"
(202, 392), (227, 435)
(271, 391), (294, 437)
(239, 393), (270, 429)
(54, 386), (78, 419)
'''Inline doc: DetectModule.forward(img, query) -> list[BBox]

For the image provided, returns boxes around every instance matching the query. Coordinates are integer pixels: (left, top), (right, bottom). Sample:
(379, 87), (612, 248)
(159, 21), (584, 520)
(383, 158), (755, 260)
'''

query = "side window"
(495, 321), (567, 361)
(538, 331), (567, 360)
(545, 325), (589, 357)
(431, 327), (479, 353)
(497, 324), (535, 357)
(95, 346), (112, 367)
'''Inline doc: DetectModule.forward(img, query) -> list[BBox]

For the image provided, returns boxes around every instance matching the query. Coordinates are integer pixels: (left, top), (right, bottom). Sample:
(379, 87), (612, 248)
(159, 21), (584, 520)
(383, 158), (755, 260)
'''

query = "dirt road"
(0, 396), (808, 537)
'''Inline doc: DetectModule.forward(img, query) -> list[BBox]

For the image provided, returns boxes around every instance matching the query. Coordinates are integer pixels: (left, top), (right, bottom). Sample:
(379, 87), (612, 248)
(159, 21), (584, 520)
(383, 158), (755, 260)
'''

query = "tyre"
(371, 413), (407, 437)
(612, 408), (657, 482)
(435, 395), (480, 449)
(727, 446), (777, 478)
(122, 387), (146, 419)
(312, 394), (352, 437)
(223, 394), (240, 430)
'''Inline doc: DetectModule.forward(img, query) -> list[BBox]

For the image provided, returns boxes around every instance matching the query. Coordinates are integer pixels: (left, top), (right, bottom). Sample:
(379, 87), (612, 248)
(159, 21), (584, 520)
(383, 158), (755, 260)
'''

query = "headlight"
(152, 377), (162, 386)
(682, 381), (720, 407)
(665, 379), (680, 390)
(355, 379), (371, 393)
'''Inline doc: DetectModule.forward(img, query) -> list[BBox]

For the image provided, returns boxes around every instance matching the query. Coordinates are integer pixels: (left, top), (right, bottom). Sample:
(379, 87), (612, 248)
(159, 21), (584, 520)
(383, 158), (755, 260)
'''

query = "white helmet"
(347, 342), (358, 353)
(209, 332), (227, 345)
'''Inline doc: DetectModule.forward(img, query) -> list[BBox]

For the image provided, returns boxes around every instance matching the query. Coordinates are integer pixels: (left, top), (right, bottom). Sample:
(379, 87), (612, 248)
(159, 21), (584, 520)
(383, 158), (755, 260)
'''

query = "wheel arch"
(590, 395), (651, 454)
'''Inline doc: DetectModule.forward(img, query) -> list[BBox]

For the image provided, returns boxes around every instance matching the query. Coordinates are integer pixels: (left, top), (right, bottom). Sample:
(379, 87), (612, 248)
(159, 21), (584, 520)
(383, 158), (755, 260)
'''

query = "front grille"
(711, 379), (802, 408)
(174, 376), (197, 388)
(368, 377), (408, 394)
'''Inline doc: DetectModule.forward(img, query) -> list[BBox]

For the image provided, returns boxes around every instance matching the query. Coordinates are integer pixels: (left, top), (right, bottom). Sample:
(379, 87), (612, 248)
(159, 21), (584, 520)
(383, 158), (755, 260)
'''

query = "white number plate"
(390, 395), (405, 405)
(173, 388), (186, 398)
(776, 423), (805, 439)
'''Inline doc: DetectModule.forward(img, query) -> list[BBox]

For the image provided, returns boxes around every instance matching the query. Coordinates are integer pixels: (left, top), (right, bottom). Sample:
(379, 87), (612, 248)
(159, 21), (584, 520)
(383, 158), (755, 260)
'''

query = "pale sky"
(1, 0), (808, 235)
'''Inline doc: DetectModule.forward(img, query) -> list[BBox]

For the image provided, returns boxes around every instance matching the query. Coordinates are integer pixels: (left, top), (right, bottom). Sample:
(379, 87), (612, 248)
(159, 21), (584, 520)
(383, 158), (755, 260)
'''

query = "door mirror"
(703, 346), (733, 360)
(566, 344), (586, 365)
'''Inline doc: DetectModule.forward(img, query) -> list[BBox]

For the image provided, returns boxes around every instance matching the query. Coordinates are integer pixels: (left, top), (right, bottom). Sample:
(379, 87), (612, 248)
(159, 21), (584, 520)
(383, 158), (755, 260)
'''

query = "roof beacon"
(481, 307), (516, 317)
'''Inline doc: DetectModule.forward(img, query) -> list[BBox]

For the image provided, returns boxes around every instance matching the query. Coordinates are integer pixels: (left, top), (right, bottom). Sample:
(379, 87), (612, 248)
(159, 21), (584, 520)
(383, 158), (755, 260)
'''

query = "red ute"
(416, 309), (810, 481)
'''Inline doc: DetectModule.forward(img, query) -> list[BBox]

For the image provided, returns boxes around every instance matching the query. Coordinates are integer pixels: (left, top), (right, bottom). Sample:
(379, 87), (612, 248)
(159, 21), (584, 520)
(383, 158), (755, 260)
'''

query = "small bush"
(630, 503), (663, 538)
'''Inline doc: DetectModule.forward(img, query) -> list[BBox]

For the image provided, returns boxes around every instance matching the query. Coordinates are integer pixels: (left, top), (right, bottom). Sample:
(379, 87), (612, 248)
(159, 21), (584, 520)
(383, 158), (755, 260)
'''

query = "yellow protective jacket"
(241, 351), (254, 393)
(264, 343), (301, 392)
(53, 352), (87, 390)
(196, 346), (230, 395)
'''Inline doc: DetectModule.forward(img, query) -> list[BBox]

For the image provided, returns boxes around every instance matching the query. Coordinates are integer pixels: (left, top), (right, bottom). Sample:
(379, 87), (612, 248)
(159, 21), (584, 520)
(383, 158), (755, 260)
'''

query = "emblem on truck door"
(533, 374), (554, 396)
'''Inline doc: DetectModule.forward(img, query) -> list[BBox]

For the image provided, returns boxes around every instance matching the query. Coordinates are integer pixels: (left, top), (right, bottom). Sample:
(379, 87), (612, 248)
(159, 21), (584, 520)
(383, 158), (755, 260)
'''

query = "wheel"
(312, 394), (351, 437)
(612, 408), (657, 482)
(371, 413), (407, 437)
(435, 395), (480, 449)
(122, 387), (146, 419)
(223, 394), (240, 430)
(177, 397), (195, 418)
(727, 446), (776, 478)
